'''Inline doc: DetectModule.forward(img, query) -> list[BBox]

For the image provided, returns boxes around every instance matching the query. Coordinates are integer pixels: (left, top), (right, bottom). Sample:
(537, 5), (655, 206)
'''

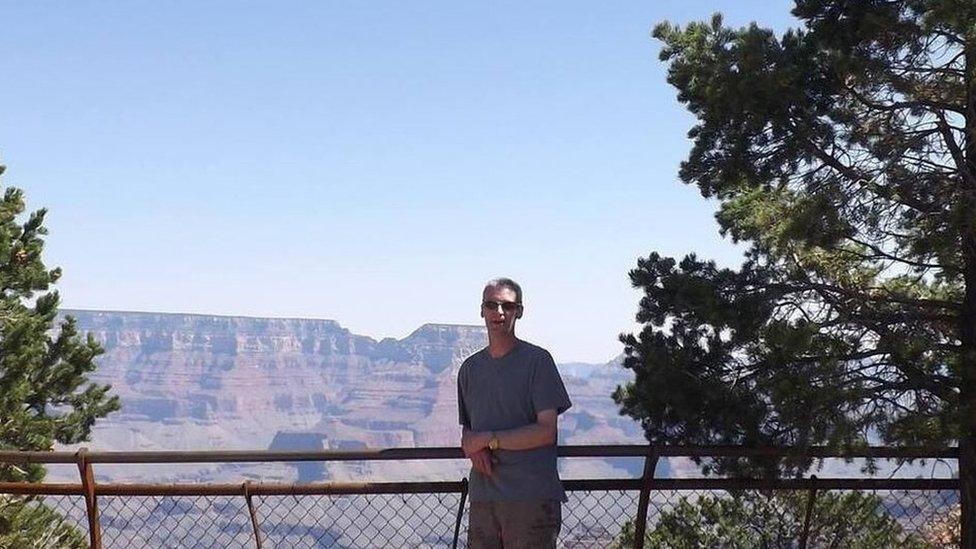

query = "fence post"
(452, 478), (468, 549)
(76, 448), (102, 549)
(243, 480), (264, 549)
(799, 474), (818, 549)
(632, 445), (659, 549)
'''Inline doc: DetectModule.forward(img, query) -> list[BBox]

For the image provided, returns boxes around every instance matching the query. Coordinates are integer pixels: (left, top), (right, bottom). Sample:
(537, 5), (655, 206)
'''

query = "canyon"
(54, 310), (646, 483)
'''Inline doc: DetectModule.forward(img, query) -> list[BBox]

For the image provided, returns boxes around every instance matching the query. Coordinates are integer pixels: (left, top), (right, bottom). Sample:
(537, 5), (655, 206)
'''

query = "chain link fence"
(97, 495), (254, 548)
(0, 446), (962, 548)
(256, 492), (462, 548)
(23, 487), (957, 547)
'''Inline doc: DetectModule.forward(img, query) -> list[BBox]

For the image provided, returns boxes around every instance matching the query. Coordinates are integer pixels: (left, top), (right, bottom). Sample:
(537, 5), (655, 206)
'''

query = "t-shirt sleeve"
(531, 350), (572, 415)
(457, 364), (471, 427)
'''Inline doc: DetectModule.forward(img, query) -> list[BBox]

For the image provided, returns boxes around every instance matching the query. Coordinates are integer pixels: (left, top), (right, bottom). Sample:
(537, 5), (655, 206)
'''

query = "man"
(457, 277), (572, 548)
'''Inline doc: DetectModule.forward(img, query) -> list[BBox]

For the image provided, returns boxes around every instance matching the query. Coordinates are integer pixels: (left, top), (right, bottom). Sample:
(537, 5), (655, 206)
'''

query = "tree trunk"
(958, 193), (976, 546)
(960, 243), (976, 547)
(958, 186), (976, 548)
(961, 431), (975, 547)
(961, 31), (976, 549)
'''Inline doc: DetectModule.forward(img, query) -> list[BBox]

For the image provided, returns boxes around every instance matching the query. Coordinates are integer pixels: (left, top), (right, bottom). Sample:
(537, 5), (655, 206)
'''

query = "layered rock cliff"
(56, 310), (642, 482)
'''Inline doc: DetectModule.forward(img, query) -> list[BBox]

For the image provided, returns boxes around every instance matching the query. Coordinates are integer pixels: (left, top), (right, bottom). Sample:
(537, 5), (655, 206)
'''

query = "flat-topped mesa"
(54, 310), (492, 430)
(67, 310), (389, 356)
(62, 311), (486, 367)
(54, 310), (496, 416)
(61, 309), (360, 354)
(61, 309), (347, 332)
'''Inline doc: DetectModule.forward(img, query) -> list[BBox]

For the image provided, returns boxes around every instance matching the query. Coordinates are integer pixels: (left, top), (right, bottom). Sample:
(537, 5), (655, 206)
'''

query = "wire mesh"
(3, 494), (90, 547)
(257, 492), (463, 548)
(0, 486), (964, 548)
(97, 495), (253, 548)
(35, 494), (89, 532)
(559, 489), (639, 548)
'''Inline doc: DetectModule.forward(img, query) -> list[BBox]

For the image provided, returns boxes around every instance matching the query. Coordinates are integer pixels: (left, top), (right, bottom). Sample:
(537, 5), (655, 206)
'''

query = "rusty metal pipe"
(0, 477), (957, 497)
(799, 475), (818, 549)
(632, 448), (658, 549)
(76, 448), (102, 549)
(452, 478), (468, 549)
(0, 445), (959, 465)
(243, 481), (264, 549)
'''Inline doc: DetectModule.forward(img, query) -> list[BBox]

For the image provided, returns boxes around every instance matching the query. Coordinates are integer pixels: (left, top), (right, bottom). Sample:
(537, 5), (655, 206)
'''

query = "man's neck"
(487, 333), (519, 359)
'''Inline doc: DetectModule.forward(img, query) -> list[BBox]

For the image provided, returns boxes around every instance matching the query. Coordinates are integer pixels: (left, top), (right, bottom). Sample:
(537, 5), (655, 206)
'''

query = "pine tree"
(0, 163), (120, 543)
(612, 491), (926, 548)
(615, 1), (976, 543)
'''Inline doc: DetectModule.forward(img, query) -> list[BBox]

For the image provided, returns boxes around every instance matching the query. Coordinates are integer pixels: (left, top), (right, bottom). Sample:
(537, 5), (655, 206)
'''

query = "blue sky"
(1, 1), (798, 362)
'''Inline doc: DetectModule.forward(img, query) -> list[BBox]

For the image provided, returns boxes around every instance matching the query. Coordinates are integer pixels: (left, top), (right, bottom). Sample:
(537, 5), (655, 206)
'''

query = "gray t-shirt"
(457, 340), (572, 502)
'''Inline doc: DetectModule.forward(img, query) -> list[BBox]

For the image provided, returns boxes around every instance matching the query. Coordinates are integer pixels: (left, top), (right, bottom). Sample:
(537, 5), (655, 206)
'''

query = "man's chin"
(487, 323), (512, 334)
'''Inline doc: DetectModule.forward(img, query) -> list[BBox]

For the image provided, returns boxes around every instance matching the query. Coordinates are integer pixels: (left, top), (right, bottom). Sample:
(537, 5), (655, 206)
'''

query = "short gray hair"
(484, 277), (523, 303)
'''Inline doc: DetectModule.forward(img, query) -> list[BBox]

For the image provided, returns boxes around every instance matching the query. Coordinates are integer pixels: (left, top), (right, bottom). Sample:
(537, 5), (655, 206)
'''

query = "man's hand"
(468, 448), (494, 476)
(461, 429), (490, 457)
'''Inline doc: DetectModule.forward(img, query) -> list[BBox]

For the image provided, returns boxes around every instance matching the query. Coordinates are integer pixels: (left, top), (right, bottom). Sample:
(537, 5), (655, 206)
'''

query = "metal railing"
(0, 445), (960, 548)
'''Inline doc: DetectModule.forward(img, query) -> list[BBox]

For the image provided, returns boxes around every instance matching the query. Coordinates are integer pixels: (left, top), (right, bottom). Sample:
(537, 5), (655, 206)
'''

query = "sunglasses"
(482, 300), (521, 313)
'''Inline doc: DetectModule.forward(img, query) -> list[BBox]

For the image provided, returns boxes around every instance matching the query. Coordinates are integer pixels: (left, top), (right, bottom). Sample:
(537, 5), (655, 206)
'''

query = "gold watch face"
(489, 437), (499, 451)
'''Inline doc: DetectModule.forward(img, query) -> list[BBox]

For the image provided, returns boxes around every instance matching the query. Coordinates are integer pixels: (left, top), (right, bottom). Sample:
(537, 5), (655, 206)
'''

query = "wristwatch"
(488, 433), (500, 451)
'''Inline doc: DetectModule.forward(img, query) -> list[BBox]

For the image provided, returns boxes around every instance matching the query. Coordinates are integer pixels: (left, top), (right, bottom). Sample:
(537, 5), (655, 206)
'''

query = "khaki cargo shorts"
(467, 499), (561, 549)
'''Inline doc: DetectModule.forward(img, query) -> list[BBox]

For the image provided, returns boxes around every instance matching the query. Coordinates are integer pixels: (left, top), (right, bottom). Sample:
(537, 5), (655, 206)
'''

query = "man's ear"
(516, 307), (523, 319)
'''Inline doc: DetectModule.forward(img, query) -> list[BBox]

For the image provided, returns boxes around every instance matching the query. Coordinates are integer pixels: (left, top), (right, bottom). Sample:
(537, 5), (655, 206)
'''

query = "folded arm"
(461, 409), (558, 456)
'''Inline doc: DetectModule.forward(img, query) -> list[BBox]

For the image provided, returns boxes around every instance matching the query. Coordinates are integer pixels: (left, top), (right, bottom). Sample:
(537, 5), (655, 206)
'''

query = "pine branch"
(841, 236), (949, 272)
(934, 110), (976, 189)
(844, 84), (966, 116)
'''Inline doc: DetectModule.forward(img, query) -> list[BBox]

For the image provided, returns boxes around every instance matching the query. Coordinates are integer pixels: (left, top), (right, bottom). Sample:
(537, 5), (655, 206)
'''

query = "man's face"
(480, 285), (522, 336)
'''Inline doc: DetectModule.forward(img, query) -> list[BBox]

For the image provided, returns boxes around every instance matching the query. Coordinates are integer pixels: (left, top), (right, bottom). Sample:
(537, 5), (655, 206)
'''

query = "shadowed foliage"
(615, 0), (975, 542)
(611, 491), (925, 548)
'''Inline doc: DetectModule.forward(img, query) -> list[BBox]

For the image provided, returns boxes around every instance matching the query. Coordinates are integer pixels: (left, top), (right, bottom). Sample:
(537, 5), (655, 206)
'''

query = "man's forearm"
(493, 422), (556, 451)
(463, 422), (556, 453)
